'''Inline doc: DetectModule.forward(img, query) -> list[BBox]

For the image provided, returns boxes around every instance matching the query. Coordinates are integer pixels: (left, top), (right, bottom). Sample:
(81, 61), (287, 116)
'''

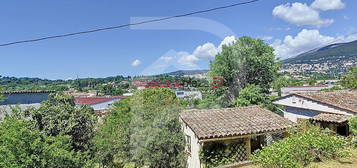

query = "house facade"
(180, 106), (294, 168)
(175, 90), (202, 100)
(273, 91), (357, 136)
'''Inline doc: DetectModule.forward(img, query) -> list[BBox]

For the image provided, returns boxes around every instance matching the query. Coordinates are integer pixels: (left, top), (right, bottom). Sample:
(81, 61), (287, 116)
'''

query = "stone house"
(180, 106), (294, 168)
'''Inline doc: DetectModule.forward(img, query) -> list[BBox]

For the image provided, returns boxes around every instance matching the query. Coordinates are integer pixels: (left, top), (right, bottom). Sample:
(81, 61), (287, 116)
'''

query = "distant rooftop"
(285, 85), (329, 88)
(74, 96), (126, 105)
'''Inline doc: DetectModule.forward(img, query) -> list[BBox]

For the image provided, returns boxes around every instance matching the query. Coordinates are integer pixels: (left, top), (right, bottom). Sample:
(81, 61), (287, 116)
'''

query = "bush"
(200, 141), (247, 168)
(349, 116), (357, 147)
(252, 124), (348, 168)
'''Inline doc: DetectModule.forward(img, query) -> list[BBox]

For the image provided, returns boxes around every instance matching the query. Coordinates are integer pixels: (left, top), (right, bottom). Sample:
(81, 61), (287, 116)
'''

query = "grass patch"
(242, 147), (357, 168)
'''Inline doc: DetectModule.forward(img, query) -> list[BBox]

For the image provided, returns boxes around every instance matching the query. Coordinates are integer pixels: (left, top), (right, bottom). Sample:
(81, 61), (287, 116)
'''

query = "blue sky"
(0, 0), (356, 79)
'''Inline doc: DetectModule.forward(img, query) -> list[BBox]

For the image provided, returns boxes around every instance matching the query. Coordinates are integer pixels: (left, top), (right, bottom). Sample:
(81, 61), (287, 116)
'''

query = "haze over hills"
(282, 40), (357, 74)
(163, 70), (208, 76)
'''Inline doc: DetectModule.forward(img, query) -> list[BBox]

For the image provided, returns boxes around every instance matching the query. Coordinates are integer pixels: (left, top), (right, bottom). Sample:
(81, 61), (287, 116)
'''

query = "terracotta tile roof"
(311, 113), (351, 123)
(295, 90), (357, 113)
(74, 96), (125, 105)
(180, 106), (295, 140)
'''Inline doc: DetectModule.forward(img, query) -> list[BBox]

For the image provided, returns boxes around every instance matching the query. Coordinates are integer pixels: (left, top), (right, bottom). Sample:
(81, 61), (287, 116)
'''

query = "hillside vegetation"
(284, 40), (357, 64)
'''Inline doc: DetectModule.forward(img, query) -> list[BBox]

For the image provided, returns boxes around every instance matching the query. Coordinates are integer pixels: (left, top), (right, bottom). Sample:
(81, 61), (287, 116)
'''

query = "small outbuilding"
(180, 106), (295, 168)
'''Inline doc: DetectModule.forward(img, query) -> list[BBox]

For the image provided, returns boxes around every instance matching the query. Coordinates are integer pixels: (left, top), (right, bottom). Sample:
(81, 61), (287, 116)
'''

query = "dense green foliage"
(232, 84), (281, 114)
(0, 106), (94, 167)
(349, 116), (357, 147)
(94, 98), (132, 167)
(0, 88), (4, 101)
(252, 123), (348, 168)
(341, 67), (357, 89)
(29, 93), (98, 152)
(0, 75), (129, 95)
(200, 141), (247, 168)
(94, 87), (186, 168)
(209, 37), (279, 106)
(350, 116), (357, 136)
(233, 84), (265, 107)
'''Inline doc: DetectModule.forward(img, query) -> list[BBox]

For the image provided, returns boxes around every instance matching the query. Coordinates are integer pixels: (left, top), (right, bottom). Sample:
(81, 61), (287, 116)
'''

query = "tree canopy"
(341, 67), (357, 89)
(94, 87), (186, 168)
(209, 36), (279, 106)
(29, 93), (98, 152)
(0, 106), (93, 168)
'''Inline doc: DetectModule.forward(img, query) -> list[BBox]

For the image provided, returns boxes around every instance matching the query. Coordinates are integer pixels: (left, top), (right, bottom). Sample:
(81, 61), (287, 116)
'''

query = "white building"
(74, 96), (125, 115)
(175, 90), (202, 100)
(273, 91), (357, 136)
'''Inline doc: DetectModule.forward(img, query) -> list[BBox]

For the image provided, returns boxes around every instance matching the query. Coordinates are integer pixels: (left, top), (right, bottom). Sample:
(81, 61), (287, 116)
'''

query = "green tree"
(272, 76), (289, 97)
(349, 116), (357, 135)
(307, 77), (317, 86)
(232, 84), (282, 114)
(0, 109), (93, 168)
(94, 99), (132, 167)
(341, 67), (357, 89)
(0, 90), (4, 102)
(233, 84), (265, 107)
(209, 36), (279, 106)
(29, 93), (97, 152)
(94, 88), (186, 168)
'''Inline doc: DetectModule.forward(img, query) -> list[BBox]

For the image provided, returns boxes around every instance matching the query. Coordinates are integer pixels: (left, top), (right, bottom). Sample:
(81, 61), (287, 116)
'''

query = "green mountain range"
(282, 40), (357, 74)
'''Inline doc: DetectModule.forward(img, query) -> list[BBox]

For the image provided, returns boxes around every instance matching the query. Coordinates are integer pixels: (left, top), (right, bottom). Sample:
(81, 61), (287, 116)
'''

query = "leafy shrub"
(252, 124), (348, 168)
(200, 141), (247, 168)
(349, 116), (357, 147)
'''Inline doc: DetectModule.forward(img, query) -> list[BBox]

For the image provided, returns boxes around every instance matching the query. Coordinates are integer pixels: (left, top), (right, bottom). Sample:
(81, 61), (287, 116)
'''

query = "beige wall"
(182, 120), (202, 168)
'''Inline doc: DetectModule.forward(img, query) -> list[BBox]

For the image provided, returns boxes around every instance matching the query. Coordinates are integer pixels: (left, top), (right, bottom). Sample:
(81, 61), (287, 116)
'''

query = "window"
(292, 97), (297, 103)
(176, 91), (185, 96)
(185, 135), (191, 153)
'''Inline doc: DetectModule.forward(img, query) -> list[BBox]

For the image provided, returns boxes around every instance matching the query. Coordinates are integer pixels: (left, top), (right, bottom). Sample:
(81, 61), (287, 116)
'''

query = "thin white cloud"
(131, 59), (142, 67)
(311, 0), (345, 11)
(272, 29), (357, 59)
(269, 27), (291, 31)
(259, 36), (273, 41)
(176, 36), (237, 67)
(272, 2), (333, 27)
(159, 56), (175, 62)
(177, 52), (199, 67)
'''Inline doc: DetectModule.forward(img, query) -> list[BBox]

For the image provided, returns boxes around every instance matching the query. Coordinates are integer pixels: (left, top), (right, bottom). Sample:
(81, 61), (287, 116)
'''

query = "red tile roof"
(296, 91), (357, 113)
(311, 113), (351, 123)
(74, 96), (125, 105)
(180, 106), (295, 140)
